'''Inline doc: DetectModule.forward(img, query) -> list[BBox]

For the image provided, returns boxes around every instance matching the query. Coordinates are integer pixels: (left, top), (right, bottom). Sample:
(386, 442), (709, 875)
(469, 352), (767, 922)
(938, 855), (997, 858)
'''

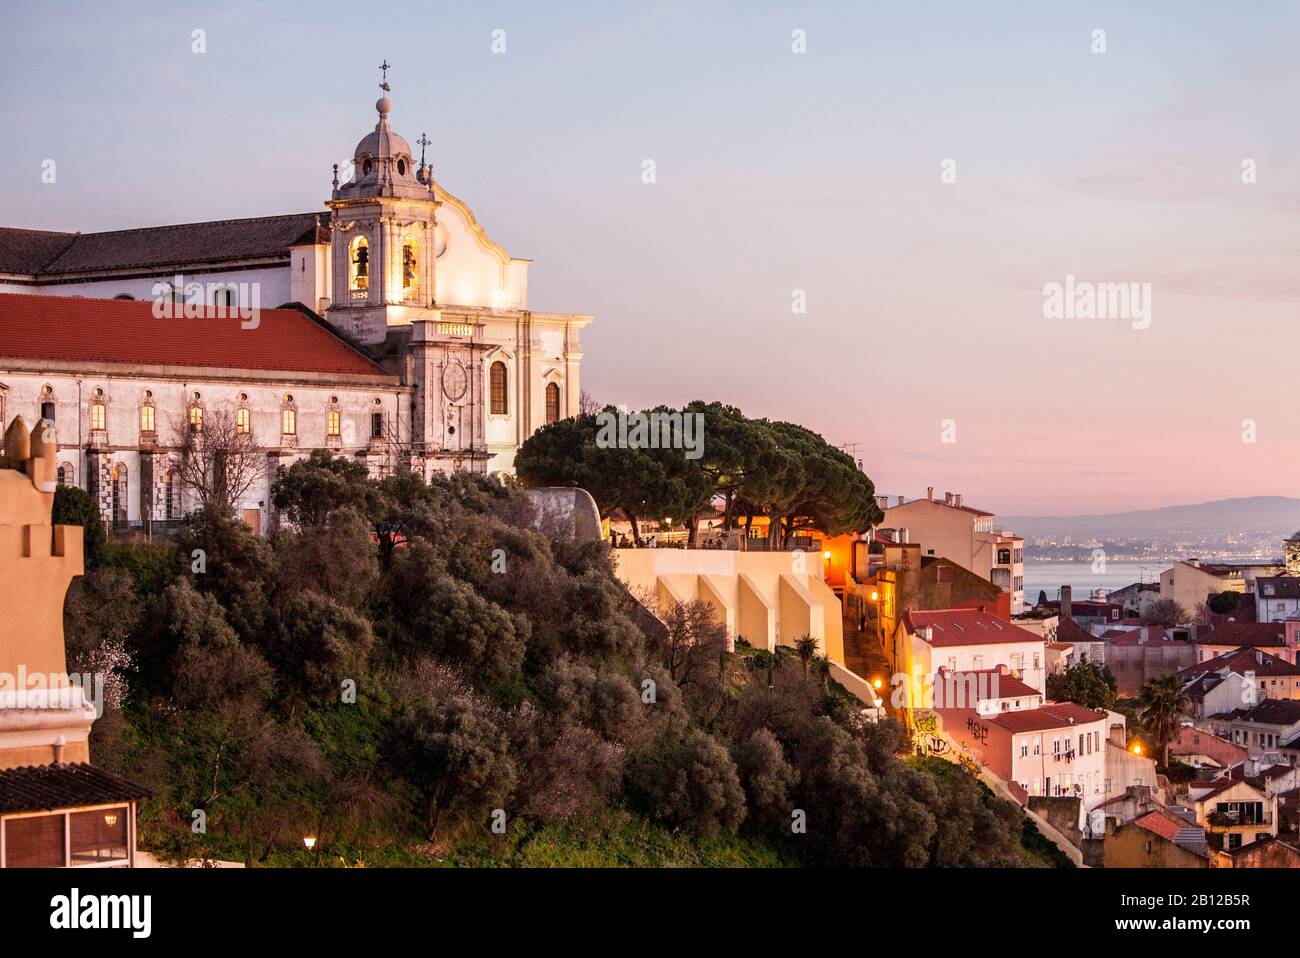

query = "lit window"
(327, 409), (341, 437)
(189, 406), (203, 433)
(236, 408), (251, 434)
(402, 238), (418, 295)
(490, 361), (508, 414)
(282, 408), (296, 435)
(349, 236), (369, 291)
(90, 402), (106, 431)
(140, 404), (155, 433)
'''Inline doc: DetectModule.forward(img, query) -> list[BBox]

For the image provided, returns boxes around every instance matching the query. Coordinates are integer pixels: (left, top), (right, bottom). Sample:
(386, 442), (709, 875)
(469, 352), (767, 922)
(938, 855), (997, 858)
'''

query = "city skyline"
(1, 1), (1296, 514)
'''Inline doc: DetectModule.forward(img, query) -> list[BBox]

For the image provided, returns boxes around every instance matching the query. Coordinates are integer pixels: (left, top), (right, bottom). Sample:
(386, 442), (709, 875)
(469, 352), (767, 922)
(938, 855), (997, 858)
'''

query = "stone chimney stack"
(1060, 585), (1073, 622)
(944, 492), (953, 506)
(927, 486), (934, 501)
(954, 493), (963, 509)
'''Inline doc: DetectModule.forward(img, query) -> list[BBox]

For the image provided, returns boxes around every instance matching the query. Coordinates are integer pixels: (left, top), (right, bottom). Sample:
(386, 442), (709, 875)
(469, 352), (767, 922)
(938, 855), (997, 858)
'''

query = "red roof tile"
(986, 701), (1107, 733)
(1133, 810), (1182, 841)
(1198, 622), (1286, 648)
(1178, 647), (1300, 680)
(904, 608), (1042, 647)
(933, 667), (1040, 702)
(0, 293), (390, 378)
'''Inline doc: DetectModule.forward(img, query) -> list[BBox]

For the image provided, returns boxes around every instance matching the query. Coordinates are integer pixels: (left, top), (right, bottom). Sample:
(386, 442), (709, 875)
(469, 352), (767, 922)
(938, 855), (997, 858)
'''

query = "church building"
(0, 69), (591, 532)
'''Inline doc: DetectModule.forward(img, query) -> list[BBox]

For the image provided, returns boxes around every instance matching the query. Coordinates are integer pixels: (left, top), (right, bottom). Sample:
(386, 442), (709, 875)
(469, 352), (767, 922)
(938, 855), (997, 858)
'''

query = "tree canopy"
(514, 401), (883, 545)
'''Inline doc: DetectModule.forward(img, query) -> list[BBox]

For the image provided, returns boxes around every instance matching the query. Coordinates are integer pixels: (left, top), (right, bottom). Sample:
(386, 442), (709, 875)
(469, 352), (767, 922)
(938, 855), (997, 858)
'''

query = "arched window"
(490, 361), (508, 415)
(90, 402), (107, 431)
(139, 403), (155, 434)
(236, 407), (251, 434)
(165, 469), (179, 520)
(349, 236), (370, 292)
(545, 382), (561, 424)
(401, 238), (419, 297)
(111, 463), (127, 528)
(282, 408), (297, 436)
(57, 462), (73, 486)
(189, 405), (203, 433)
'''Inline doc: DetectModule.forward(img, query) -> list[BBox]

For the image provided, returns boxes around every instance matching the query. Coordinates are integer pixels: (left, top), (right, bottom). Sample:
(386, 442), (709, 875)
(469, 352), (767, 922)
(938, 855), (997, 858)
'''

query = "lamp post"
(304, 834), (320, 867)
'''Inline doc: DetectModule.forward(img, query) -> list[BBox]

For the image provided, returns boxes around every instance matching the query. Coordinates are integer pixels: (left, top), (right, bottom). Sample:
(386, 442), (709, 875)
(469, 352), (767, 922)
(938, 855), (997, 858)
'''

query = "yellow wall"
(0, 419), (90, 770)
(613, 548), (844, 660)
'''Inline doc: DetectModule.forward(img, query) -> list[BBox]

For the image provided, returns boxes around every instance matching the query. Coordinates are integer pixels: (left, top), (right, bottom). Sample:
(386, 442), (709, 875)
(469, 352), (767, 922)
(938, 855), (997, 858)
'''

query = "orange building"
(0, 417), (148, 868)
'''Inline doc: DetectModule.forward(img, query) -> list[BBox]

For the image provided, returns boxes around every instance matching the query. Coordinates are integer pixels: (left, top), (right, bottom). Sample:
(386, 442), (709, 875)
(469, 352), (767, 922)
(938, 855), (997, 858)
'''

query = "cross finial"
(379, 59), (391, 87)
(417, 132), (431, 166)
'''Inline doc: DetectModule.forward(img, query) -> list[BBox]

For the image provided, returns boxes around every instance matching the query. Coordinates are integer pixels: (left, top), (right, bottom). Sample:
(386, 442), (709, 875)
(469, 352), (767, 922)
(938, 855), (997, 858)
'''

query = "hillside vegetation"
(60, 455), (1056, 867)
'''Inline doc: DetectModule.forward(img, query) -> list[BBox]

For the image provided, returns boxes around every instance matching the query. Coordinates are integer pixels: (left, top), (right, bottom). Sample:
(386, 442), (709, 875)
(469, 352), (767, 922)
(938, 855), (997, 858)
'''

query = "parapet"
(0, 416), (84, 678)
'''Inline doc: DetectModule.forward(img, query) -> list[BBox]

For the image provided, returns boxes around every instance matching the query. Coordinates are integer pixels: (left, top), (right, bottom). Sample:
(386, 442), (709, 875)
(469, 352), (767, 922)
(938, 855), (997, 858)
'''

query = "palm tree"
(811, 654), (832, 692)
(793, 635), (818, 676)
(1138, 673), (1190, 768)
(747, 649), (776, 688)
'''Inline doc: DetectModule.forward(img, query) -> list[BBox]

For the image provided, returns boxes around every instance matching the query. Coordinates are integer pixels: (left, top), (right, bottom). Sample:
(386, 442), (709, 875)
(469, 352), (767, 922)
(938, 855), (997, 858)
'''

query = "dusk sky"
(2, 1), (1296, 515)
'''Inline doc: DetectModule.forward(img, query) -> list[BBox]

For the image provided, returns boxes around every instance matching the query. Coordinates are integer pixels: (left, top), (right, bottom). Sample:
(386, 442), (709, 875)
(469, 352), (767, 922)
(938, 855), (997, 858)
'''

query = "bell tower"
(324, 64), (440, 346)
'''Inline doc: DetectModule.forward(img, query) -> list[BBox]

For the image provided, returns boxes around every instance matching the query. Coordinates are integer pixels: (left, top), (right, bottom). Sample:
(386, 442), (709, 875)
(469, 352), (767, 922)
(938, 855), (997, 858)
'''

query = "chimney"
(897, 495), (906, 506)
(944, 492), (953, 506)
(954, 494), (963, 509)
(1061, 585), (1073, 622)
(927, 486), (934, 501)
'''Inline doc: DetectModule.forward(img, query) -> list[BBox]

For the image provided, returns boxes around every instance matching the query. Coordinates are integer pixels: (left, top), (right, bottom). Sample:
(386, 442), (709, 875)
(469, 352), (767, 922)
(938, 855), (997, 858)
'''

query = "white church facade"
(0, 73), (590, 533)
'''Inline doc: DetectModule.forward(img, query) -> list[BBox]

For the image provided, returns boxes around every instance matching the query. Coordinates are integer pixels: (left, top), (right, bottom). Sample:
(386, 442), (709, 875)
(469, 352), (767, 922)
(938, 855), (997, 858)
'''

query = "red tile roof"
(1133, 810), (1182, 842)
(1178, 647), (1300, 681)
(0, 293), (390, 378)
(1103, 626), (1178, 646)
(1055, 618), (1098, 644)
(1198, 622), (1287, 649)
(904, 608), (1042, 647)
(987, 701), (1107, 733)
(933, 667), (1040, 702)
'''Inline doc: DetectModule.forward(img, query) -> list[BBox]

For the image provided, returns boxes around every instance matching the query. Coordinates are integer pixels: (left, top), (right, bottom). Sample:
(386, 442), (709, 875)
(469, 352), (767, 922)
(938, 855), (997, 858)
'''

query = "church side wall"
(0, 369), (404, 532)
(4, 266), (293, 308)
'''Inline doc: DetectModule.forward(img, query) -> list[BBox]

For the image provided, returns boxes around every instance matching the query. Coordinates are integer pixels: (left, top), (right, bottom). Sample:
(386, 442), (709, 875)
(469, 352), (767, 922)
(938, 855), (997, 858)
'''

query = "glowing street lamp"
(303, 836), (317, 850)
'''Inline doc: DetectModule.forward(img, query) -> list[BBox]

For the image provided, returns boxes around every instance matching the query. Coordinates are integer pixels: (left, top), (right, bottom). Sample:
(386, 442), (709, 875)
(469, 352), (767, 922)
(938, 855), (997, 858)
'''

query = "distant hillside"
(1001, 497), (1300, 540)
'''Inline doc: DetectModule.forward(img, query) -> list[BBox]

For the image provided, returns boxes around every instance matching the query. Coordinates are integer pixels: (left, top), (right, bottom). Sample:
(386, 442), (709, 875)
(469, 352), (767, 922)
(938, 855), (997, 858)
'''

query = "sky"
(1, 1), (1297, 516)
